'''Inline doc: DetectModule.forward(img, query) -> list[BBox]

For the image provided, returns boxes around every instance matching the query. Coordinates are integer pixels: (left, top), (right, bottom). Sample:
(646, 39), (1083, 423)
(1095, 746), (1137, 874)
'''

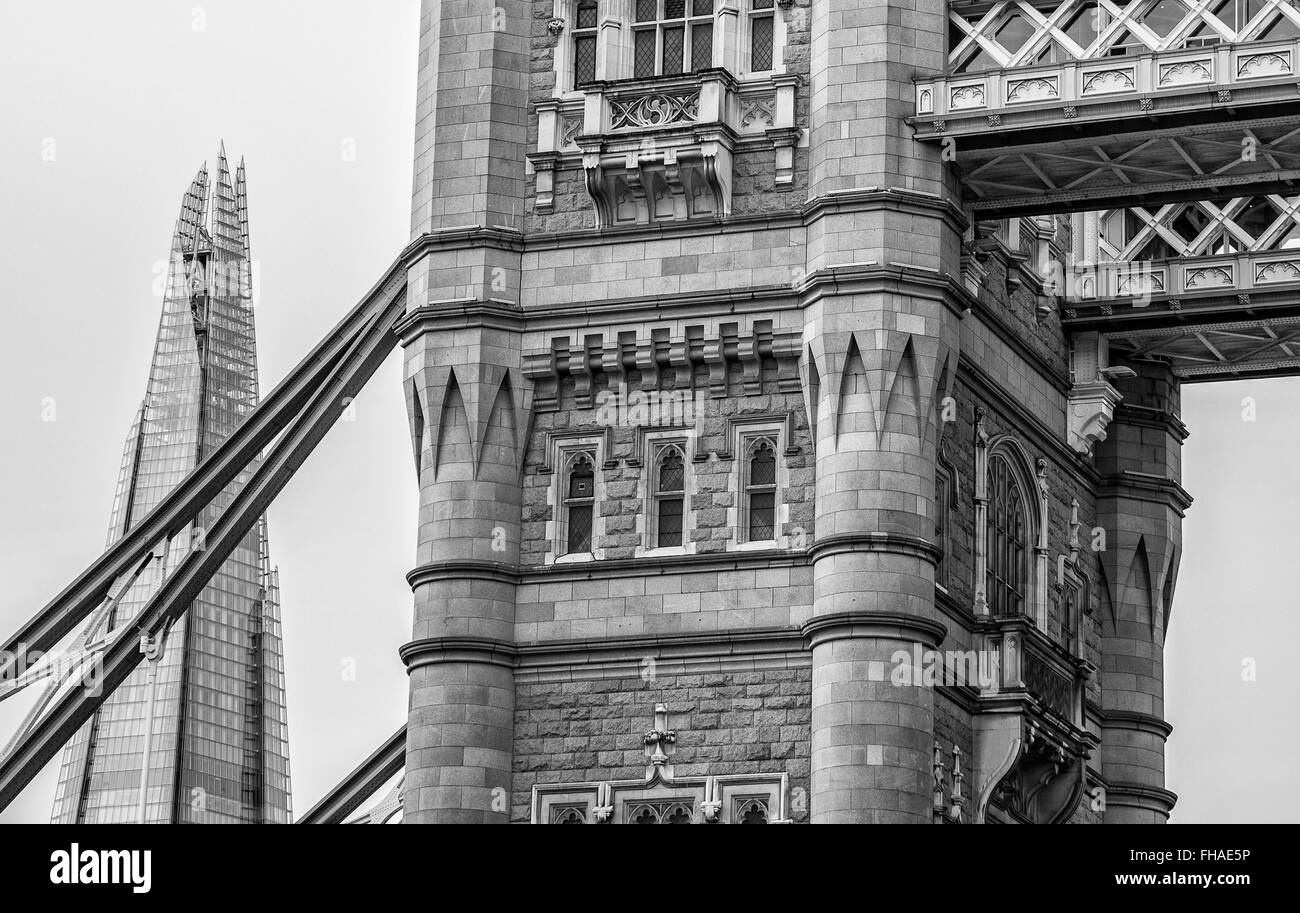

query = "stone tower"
(394, 0), (1216, 824)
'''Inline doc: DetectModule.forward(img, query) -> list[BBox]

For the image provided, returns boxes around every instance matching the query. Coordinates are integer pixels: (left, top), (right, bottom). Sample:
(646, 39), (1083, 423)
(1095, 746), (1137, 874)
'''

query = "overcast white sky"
(0, 0), (1295, 824)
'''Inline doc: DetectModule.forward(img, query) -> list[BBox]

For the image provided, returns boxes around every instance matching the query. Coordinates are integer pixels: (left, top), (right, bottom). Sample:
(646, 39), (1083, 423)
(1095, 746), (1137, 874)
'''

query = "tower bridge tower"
(393, 0), (1128, 825)
(310, 0), (1300, 824)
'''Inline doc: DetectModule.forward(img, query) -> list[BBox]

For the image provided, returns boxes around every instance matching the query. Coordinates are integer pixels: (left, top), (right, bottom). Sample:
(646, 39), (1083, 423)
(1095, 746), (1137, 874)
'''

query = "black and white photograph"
(0, 0), (1292, 889)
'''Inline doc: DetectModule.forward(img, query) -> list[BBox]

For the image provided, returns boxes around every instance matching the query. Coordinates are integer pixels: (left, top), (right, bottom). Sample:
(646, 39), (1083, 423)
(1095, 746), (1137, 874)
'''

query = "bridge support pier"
(1094, 360), (1189, 823)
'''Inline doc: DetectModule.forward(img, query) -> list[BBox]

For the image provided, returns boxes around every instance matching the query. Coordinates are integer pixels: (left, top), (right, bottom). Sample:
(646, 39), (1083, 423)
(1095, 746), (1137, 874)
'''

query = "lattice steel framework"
(949, 0), (1300, 72)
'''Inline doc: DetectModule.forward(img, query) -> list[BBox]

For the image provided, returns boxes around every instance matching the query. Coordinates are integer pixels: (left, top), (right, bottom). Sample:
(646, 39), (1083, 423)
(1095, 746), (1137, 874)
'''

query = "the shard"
(49, 147), (292, 823)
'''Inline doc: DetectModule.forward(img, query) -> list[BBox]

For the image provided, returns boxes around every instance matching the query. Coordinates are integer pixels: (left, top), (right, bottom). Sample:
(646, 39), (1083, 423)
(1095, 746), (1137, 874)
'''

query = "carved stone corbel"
(698, 140), (734, 217)
(582, 153), (613, 227)
(662, 148), (689, 221)
(522, 348), (561, 412)
(634, 338), (660, 392)
(668, 336), (693, 390)
(703, 338), (728, 398)
(568, 338), (596, 408)
(622, 151), (650, 223)
(772, 331), (802, 393)
(1068, 379), (1124, 455)
(737, 336), (762, 395)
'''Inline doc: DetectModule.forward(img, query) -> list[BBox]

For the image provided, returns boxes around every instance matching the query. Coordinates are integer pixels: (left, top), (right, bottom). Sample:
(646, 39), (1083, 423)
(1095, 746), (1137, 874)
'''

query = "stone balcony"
(530, 69), (799, 227)
(969, 614), (1099, 823)
(975, 614), (1091, 729)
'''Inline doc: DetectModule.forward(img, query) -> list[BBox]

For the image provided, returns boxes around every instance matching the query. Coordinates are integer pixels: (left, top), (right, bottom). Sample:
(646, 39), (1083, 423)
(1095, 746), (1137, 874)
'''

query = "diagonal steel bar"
(297, 725), (408, 824)
(0, 269), (409, 811)
(0, 249), (413, 683)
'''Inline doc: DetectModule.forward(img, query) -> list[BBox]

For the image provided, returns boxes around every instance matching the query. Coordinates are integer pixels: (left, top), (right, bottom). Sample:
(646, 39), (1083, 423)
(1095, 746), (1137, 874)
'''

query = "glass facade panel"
(50, 152), (292, 824)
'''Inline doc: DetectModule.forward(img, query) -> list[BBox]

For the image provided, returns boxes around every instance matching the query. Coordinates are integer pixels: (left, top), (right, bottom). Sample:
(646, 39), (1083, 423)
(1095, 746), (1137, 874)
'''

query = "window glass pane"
(693, 0), (714, 14)
(666, 0), (686, 19)
(1260, 14), (1300, 40)
(749, 442), (775, 485)
(577, 1), (599, 29)
(663, 25), (685, 73)
(986, 454), (1028, 616)
(658, 498), (684, 547)
(568, 505), (593, 553)
(752, 15), (774, 71)
(636, 0), (657, 22)
(692, 23), (713, 70)
(658, 449), (685, 491)
(1139, 0), (1186, 39)
(752, 0), (773, 8)
(635, 29), (657, 77)
(994, 12), (1035, 54)
(575, 37), (597, 85)
(748, 492), (775, 540)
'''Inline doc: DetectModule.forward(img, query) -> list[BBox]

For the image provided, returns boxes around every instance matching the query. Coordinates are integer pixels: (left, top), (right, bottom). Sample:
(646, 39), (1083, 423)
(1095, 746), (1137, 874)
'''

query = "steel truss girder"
(0, 252), (412, 813)
(1106, 316), (1300, 381)
(950, 115), (1300, 218)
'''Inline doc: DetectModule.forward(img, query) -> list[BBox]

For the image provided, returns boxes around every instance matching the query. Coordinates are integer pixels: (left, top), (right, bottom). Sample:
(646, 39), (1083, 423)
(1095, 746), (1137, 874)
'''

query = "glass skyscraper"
(49, 148), (292, 823)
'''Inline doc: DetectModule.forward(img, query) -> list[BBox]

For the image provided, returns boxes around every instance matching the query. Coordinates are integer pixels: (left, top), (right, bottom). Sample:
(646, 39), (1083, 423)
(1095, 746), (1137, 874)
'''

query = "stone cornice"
(399, 636), (518, 671)
(1113, 401), (1191, 442)
(520, 548), (809, 583)
(515, 627), (808, 669)
(801, 612), (948, 650)
(800, 185), (969, 236)
(526, 209), (805, 249)
(1103, 782), (1179, 815)
(807, 532), (942, 566)
(403, 627), (815, 680)
(406, 560), (521, 589)
(795, 261), (977, 320)
(406, 225), (526, 257)
(1096, 470), (1195, 514)
(407, 550), (815, 592)
(395, 301), (526, 345)
(522, 187), (967, 254)
(1100, 709), (1175, 740)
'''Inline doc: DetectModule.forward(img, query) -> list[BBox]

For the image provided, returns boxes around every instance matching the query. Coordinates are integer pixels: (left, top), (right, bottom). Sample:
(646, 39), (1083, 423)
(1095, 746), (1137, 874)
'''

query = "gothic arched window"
(633, 0), (714, 78)
(653, 445), (686, 548)
(986, 453), (1027, 617)
(744, 437), (777, 542)
(573, 1), (599, 87)
(564, 452), (596, 555)
(553, 806), (587, 824)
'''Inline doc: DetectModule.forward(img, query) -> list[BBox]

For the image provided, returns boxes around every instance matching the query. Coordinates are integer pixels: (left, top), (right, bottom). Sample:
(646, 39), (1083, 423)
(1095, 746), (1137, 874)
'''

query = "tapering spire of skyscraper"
(50, 147), (292, 824)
